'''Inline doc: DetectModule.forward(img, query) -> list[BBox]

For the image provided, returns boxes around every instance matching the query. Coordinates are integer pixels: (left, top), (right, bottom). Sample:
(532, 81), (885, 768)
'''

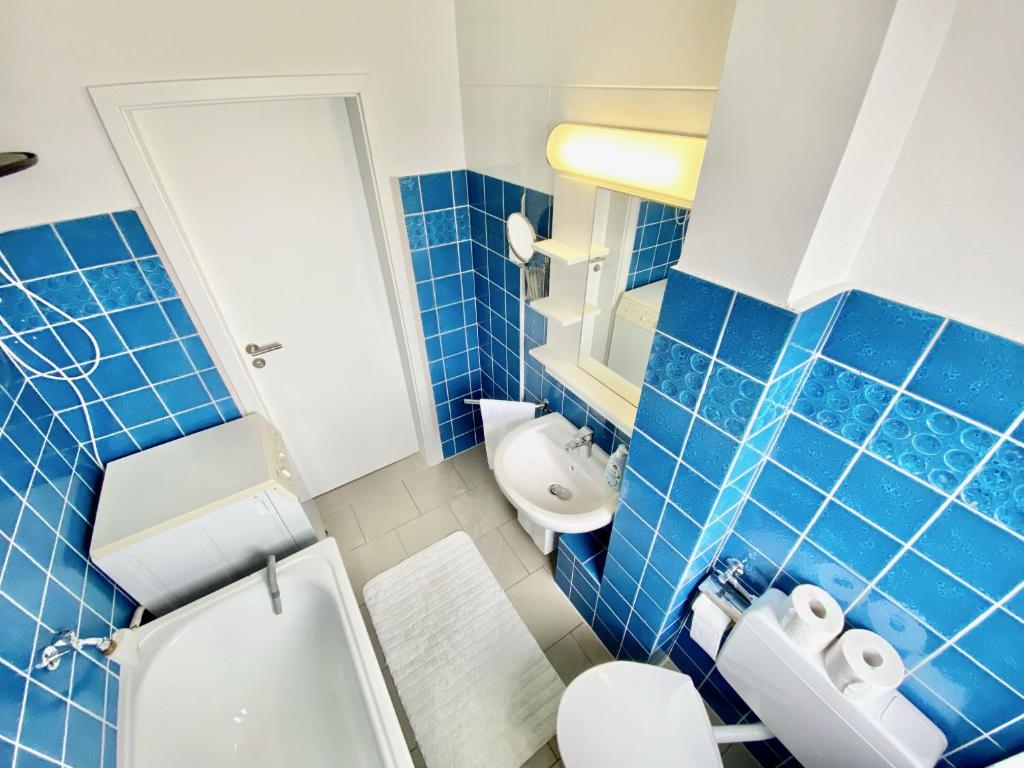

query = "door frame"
(90, 75), (443, 467)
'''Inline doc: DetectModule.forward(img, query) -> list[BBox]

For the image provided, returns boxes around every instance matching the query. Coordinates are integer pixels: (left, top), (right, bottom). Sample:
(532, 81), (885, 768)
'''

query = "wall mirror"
(577, 188), (690, 406)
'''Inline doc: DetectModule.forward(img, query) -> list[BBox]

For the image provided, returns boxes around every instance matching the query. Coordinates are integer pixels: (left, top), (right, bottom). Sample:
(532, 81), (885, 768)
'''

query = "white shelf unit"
(529, 297), (601, 328)
(527, 344), (636, 433)
(534, 239), (610, 266)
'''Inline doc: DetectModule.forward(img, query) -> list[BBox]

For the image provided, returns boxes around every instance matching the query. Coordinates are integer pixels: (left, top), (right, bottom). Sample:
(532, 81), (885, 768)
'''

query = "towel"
(478, 399), (536, 468)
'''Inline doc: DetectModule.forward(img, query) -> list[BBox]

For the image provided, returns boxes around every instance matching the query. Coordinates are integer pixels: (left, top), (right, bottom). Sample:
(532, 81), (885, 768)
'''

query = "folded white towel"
(478, 399), (536, 468)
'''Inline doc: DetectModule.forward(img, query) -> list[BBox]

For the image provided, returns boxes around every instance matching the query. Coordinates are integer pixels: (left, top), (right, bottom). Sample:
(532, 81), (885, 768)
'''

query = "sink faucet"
(564, 426), (595, 458)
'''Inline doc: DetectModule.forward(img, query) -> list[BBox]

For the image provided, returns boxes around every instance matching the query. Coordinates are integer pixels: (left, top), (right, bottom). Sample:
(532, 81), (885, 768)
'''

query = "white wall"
(850, 0), (1024, 342)
(788, 0), (958, 307)
(678, 0), (896, 305)
(454, 0), (735, 192)
(0, 0), (466, 231)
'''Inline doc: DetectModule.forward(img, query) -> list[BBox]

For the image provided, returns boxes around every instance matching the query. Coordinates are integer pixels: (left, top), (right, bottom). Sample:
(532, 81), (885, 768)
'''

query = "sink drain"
(548, 483), (572, 501)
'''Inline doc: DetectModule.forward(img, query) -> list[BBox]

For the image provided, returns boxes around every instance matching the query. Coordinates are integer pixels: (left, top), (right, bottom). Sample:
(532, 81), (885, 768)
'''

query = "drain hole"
(548, 483), (572, 501)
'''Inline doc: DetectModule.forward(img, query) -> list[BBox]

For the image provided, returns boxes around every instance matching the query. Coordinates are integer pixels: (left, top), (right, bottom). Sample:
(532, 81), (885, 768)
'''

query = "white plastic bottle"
(604, 444), (628, 489)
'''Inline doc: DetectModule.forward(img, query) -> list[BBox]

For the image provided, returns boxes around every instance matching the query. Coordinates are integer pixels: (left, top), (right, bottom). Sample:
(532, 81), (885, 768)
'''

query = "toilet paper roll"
(689, 593), (732, 659)
(824, 629), (904, 700)
(780, 584), (844, 652)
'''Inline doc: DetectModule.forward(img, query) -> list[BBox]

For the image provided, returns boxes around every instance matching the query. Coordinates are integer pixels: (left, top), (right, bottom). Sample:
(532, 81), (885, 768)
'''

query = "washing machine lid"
(557, 661), (723, 768)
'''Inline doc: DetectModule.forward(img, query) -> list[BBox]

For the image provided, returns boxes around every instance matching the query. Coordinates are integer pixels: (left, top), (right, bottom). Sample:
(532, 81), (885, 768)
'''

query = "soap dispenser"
(604, 444), (627, 489)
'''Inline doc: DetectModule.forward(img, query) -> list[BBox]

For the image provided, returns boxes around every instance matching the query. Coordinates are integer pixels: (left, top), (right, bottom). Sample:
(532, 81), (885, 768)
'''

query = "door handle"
(245, 342), (283, 356)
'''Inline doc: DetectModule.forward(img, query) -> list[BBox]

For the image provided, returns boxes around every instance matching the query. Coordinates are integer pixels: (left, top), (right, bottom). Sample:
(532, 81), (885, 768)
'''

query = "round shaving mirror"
(506, 212), (536, 265)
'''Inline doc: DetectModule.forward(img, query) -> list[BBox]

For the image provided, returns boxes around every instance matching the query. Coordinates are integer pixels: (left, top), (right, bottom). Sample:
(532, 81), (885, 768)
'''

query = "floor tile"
(315, 453), (425, 511)
(352, 481), (421, 540)
(478, 529), (529, 589)
(500, 519), (549, 573)
(410, 747), (427, 768)
(450, 478), (515, 539)
(450, 444), (492, 489)
(396, 504), (462, 555)
(521, 743), (558, 768)
(545, 632), (593, 684)
(382, 665), (416, 749)
(571, 623), (614, 665)
(548, 736), (560, 759)
(404, 462), (467, 513)
(506, 569), (583, 650)
(321, 503), (364, 552)
(343, 531), (408, 602)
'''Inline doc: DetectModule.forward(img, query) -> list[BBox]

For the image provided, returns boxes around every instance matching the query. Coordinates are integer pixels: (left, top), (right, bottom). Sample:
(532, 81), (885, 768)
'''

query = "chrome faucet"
(36, 630), (116, 671)
(564, 426), (595, 458)
(267, 554), (283, 615)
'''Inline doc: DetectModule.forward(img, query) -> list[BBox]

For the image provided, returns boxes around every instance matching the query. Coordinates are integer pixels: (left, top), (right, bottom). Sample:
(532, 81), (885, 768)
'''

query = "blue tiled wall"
(399, 169), (554, 457)
(625, 201), (689, 291)
(559, 269), (1023, 768)
(467, 171), (550, 404)
(0, 211), (240, 767)
(399, 171), (484, 458)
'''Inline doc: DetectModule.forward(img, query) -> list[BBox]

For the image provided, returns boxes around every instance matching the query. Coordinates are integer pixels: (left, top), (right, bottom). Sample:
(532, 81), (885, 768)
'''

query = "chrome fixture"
(564, 425), (594, 457)
(715, 557), (755, 604)
(696, 557), (755, 623)
(266, 554), (282, 615)
(36, 630), (117, 672)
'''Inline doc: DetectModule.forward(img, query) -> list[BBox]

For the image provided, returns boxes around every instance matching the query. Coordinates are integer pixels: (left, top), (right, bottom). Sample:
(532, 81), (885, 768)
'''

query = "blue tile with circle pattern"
(794, 359), (894, 444)
(644, 333), (711, 410)
(869, 394), (997, 495)
(959, 440), (1024, 534)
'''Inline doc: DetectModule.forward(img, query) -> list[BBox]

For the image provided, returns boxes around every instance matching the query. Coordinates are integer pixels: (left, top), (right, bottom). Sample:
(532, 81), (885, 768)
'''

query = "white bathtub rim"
(116, 538), (412, 768)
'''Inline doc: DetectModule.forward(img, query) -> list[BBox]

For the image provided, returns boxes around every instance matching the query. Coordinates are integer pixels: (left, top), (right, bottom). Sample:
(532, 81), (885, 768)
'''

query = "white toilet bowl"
(557, 661), (724, 768)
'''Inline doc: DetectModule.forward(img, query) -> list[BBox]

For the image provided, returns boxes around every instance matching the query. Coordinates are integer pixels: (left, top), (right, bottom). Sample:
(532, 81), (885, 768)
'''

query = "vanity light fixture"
(545, 123), (706, 208)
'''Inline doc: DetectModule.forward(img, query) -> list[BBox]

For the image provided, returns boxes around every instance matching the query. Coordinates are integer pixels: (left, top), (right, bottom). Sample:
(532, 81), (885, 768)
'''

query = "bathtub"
(117, 538), (412, 768)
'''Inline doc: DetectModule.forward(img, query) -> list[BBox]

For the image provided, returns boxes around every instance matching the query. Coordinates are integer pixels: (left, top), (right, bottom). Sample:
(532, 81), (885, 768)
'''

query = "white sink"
(493, 412), (619, 554)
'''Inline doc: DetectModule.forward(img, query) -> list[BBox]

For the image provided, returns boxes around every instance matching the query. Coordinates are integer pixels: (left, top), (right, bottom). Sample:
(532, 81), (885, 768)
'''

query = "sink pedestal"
(516, 510), (557, 554)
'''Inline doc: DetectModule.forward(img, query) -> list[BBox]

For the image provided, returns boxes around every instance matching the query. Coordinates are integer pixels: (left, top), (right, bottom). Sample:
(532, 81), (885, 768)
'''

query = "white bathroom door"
(129, 97), (419, 496)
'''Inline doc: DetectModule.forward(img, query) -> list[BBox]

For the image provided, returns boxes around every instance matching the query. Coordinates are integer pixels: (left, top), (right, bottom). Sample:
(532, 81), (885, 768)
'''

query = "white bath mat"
(363, 531), (565, 768)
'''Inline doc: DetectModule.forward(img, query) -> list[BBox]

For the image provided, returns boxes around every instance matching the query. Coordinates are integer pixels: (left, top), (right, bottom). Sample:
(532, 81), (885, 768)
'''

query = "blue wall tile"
(717, 295), (796, 381)
(656, 271), (733, 354)
(0, 209), (241, 765)
(909, 322), (1024, 432)
(823, 291), (943, 385)
(554, 267), (1022, 763)
(625, 202), (688, 291)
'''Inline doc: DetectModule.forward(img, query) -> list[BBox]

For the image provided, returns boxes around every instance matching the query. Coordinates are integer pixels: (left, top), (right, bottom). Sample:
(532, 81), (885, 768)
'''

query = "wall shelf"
(528, 344), (636, 433)
(529, 297), (601, 328)
(534, 239), (610, 266)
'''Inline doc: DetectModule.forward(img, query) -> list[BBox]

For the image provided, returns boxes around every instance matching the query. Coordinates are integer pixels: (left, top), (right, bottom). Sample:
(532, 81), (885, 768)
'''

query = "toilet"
(557, 589), (950, 768)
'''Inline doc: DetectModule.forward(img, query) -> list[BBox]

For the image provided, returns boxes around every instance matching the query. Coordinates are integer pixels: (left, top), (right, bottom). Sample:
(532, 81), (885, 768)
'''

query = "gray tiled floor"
(316, 445), (608, 768)
(316, 445), (760, 768)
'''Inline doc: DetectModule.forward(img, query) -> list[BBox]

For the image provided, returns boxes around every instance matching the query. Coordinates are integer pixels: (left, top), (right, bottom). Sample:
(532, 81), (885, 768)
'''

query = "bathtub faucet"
(36, 629), (117, 672)
(267, 554), (283, 615)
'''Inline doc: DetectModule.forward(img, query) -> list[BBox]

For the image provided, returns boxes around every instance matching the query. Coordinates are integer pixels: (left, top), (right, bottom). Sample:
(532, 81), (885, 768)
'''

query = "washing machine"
(90, 413), (324, 616)
(607, 278), (667, 386)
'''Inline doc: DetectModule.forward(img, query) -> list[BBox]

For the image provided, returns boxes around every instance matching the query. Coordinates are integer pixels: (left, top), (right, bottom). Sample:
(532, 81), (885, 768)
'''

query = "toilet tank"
(716, 589), (947, 768)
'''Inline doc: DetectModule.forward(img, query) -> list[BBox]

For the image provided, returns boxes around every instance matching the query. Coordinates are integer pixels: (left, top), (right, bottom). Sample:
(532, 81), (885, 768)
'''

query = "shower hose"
(0, 250), (104, 467)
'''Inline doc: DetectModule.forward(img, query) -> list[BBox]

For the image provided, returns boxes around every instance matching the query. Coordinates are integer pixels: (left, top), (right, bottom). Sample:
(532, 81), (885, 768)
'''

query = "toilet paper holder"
(697, 558), (754, 623)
